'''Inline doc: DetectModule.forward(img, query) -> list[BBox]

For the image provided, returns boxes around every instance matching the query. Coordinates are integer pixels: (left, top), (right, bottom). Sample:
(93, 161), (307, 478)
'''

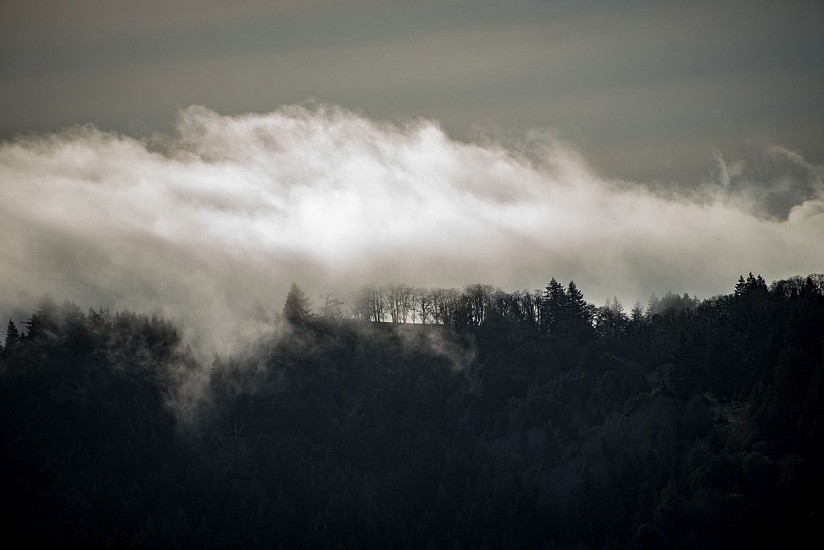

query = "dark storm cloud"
(1, 105), (822, 355)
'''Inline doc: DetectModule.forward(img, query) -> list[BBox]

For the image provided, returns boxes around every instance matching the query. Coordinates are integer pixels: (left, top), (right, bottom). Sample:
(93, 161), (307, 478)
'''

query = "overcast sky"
(1, 1), (822, 350)
(2, 0), (822, 183)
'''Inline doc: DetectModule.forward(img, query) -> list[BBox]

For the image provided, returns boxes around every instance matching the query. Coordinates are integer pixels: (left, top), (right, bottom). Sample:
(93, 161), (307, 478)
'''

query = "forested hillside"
(2, 274), (823, 548)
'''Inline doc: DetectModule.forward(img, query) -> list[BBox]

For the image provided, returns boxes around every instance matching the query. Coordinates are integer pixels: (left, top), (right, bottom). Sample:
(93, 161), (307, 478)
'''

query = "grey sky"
(2, 0), (822, 183)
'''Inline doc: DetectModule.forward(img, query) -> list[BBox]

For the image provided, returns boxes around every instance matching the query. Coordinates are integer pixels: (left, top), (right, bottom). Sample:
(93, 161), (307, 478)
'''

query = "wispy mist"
(1, 104), (822, 353)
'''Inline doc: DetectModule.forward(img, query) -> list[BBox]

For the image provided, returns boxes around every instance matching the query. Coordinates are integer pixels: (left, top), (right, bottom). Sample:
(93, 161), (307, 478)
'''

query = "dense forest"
(2, 273), (823, 548)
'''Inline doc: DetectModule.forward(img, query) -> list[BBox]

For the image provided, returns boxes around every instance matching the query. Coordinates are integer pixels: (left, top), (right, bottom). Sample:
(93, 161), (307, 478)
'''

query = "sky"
(2, 0), (823, 182)
(1, 0), (823, 351)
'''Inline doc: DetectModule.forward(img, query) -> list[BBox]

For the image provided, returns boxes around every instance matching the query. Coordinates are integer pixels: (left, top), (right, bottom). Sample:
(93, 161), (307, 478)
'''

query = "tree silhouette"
(540, 278), (567, 333)
(283, 282), (312, 324)
(3, 320), (19, 354)
(24, 295), (59, 340)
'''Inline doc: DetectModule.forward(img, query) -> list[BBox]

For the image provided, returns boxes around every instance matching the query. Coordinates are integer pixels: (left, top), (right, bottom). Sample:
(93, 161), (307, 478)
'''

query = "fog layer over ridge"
(1, 105), (822, 353)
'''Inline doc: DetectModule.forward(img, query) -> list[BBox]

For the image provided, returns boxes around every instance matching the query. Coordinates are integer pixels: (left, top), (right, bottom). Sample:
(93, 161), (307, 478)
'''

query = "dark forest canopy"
(1, 273), (824, 548)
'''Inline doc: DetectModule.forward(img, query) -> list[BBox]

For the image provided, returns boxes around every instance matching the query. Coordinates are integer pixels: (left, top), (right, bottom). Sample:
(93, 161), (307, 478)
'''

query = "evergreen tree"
(251, 298), (272, 324)
(566, 281), (595, 342)
(24, 295), (59, 340)
(735, 272), (768, 298)
(540, 278), (567, 334)
(283, 282), (313, 324)
(321, 294), (344, 319)
(3, 320), (19, 354)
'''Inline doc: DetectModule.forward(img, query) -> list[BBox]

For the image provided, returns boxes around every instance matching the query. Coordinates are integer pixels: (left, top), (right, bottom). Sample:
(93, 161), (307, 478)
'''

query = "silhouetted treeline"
(348, 280), (589, 329)
(2, 273), (823, 548)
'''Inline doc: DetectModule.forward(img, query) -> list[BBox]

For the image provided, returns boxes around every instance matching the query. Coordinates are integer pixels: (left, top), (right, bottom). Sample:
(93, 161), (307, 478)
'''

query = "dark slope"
(1, 275), (823, 548)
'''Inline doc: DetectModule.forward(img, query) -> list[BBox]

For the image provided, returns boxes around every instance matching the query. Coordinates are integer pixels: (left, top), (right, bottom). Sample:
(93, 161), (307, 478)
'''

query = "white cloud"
(1, 104), (821, 354)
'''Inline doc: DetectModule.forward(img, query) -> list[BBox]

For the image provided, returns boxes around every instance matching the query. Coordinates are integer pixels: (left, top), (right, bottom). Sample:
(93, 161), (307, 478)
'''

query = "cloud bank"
(1, 104), (822, 353)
